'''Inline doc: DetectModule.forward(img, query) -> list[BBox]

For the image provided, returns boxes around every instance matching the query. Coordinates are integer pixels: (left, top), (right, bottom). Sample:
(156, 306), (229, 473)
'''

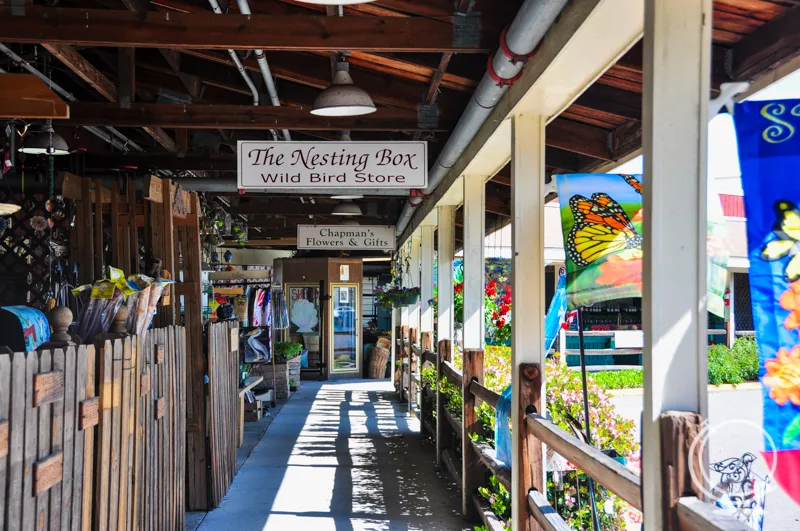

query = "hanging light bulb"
(19, 120), (70, 156)
(312, 61), (376, 117)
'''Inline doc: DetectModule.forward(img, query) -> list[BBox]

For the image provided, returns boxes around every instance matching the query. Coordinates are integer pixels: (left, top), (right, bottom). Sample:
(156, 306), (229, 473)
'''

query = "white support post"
(510, 114), (546, 531)
(438, 206), (456, 351)
(642, 0), (711, 528)
(400, 240), (410, 328)
(421, 225), (435, 334)
(463, 174), (485, 350)
(409, 231), (422, 335)
(727, 273), (736, 348)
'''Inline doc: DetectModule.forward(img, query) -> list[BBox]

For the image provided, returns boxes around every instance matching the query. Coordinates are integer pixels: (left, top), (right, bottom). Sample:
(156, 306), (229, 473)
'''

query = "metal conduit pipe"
(236, 0), (291, 141)
(0, 43), (142, 153)
(207, 0), (260, 110)
(395, 0), (568, 235)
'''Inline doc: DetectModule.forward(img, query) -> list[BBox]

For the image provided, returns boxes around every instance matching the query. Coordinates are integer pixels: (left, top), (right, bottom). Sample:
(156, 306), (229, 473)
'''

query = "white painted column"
(438, 206), (456, 350)
(420, 224), (436, 333)
(400, 240), (410, 328)
(727, 273), (736, 348)
(408, 230), (422, 334)
(510, 114), (546, 531)
(641, 0), (712, 527)
(463, 174), (485, 350)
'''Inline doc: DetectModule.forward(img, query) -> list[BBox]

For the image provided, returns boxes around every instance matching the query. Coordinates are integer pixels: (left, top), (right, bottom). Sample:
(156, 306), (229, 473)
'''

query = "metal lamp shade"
(19, 127), (70, 156)
(331, 201), (363, 216)
(338, 218), (360, 226)
(311, 62), (376, 117)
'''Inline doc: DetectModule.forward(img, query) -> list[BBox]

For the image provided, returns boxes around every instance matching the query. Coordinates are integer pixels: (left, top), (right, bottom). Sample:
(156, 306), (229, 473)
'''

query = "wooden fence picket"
(0, 328), (185, 530)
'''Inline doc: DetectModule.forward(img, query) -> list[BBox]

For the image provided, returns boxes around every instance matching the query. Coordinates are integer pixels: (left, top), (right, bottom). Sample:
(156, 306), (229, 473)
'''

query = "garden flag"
(554, 173), (729, 317)
(734, 99), (800, 505)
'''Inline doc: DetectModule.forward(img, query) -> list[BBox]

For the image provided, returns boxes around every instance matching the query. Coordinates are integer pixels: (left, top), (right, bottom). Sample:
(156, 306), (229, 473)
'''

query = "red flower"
(485, 285), (496, 297)
(496, 318), (506, 329)
(499, 304), (510, 315)
(503, 293), (511, 304)
(492, 311), (498, 319)
(454, 283), (464, 294)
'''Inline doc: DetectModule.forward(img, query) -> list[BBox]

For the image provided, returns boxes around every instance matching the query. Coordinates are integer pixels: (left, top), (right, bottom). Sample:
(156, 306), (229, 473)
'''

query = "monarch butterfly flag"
(554, 173), (728, 316)
(734, 99), (800, 505)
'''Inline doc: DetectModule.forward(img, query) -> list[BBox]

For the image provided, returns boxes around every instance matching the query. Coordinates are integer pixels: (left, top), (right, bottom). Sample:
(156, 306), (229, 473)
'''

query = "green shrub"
(731, 336), (759, 382)
(591, 369), (643, 389)
(708, 344), (743, 385)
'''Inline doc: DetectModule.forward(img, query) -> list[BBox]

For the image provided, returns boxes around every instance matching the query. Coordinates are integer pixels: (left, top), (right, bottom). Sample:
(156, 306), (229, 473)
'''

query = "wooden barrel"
(368, 346), (390, 379)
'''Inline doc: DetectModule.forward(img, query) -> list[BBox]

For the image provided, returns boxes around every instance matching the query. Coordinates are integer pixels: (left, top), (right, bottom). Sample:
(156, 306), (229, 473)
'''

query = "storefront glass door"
(330, 283), (360, 373)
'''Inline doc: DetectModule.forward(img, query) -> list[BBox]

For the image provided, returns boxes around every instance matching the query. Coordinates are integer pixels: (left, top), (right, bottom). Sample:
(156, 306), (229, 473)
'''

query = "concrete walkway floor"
(195, 379), (472, 531)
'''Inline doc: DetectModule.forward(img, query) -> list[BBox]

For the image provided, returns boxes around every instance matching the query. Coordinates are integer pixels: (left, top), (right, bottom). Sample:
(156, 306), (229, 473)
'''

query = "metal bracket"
(453, 12), (482, 49)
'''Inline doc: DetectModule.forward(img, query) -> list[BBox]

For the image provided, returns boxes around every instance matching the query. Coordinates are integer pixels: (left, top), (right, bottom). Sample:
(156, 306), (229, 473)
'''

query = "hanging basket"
(399, 291), (419, 305)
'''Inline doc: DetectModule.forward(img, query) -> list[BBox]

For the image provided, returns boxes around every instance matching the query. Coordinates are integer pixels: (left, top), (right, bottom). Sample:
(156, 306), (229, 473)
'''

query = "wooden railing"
(0, 327), (186, 531)
(411, 346), (740, 531)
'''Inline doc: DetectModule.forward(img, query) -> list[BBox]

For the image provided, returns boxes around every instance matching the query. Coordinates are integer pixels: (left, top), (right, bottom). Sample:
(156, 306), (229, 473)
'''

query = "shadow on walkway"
(194, 379), (471, 531)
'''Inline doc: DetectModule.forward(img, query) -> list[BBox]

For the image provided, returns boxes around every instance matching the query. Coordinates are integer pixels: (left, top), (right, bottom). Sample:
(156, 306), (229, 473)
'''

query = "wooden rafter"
(727, 5), (800, 80)
(179, 49), (468, 115)
(42, 43), (176, 151)
(56, 102), (451, 131)
(1, 8), (490, 52)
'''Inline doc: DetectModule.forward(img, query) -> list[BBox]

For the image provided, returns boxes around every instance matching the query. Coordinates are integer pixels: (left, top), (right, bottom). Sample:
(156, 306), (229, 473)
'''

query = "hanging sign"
(238, 141), (427, 189)
(297, 225), (396, 250)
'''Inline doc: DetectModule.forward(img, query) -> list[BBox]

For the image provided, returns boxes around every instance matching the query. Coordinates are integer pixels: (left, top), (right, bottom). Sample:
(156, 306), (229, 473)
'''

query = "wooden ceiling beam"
(0, 74), (70, 119)
(180, 49), (467, 115)
(42, 43), (175, 151)
(727, 5), (800, 80)
(545, 118), (613, 161)
(571, 84), (642, 122)
(57, 102), (452, 131)
(2, 8), (490, 52)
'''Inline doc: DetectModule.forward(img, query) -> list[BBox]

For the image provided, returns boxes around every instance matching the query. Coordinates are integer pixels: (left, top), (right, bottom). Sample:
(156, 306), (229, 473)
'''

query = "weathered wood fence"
(400, 332), (747, 531)
(206, 321), (240, 508)
(0, 326), (186, 531)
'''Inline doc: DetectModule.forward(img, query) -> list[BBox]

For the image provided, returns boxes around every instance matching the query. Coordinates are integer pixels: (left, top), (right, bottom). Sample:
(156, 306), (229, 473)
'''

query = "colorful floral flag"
(734, 99), (800, 505)
(554, 173), (728, 317)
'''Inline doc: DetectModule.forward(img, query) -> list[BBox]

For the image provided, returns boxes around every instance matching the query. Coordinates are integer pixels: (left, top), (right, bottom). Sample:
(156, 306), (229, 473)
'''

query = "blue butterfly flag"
(734, 99), (800, 505)
(495, 274), (567, 465)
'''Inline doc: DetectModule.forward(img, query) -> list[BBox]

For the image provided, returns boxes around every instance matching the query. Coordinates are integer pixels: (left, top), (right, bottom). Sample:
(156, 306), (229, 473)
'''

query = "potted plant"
(289, 377), (297, 392)
(274, 341), (302, 363)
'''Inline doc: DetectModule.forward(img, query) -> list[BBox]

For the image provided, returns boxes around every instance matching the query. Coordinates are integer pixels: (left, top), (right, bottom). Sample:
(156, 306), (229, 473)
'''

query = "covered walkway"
(194, 380), (470, 531)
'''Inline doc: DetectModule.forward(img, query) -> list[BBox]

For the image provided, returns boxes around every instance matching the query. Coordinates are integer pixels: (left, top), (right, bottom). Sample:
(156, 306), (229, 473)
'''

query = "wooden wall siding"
(206, 322), (241, 508)
(0, 345), (95, 531)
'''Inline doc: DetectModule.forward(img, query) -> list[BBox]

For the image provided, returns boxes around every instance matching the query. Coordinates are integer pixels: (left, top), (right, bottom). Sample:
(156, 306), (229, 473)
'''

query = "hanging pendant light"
(296, 0), (376, 4)
(312, 61), (376, 117)
(338, 218), (360, 226)
(19, 120), (69, 156)
(331, 200), (363, 216)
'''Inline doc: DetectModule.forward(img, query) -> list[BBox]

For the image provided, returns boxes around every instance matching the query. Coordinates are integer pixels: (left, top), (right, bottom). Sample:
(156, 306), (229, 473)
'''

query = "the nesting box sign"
(237, 141), (427, 189)
(297, 225), (396, 250)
